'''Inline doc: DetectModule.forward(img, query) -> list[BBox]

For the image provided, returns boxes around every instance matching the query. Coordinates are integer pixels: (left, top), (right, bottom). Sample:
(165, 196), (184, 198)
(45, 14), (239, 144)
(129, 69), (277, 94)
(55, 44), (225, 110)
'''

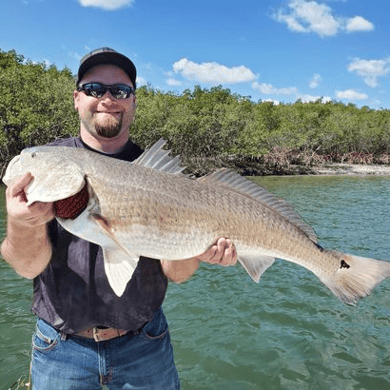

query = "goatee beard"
(95, 120), (122, 138)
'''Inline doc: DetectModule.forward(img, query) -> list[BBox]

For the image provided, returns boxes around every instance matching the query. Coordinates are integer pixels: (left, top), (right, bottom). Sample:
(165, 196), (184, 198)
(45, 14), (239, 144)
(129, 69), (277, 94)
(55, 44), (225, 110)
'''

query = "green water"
(1, 176), (390, 389)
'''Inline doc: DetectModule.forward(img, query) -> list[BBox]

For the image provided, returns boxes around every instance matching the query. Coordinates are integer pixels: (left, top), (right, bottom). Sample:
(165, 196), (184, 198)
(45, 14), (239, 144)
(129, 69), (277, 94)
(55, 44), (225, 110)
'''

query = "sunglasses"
(77, 83), (135, 99)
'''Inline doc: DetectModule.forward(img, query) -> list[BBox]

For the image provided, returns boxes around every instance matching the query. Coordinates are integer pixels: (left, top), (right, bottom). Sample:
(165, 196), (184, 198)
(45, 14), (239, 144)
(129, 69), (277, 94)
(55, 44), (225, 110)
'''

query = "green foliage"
(0, 48), (78, 164)
(133, 86), (390, 164)
(1, 48), (390, 174)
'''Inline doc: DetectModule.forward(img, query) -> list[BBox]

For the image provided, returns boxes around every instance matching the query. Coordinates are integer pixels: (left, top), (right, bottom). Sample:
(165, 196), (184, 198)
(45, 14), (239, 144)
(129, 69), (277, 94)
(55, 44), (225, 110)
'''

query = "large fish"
(3, 139), (390, 303)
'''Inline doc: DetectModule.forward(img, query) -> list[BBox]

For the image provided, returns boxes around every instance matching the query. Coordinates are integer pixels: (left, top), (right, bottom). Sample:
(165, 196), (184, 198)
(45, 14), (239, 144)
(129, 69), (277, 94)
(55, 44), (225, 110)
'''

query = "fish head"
(3, 146), (86, 206)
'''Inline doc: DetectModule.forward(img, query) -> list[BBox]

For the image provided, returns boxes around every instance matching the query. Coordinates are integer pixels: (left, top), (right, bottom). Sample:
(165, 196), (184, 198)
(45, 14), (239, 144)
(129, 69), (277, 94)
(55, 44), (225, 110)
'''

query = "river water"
(1, 175), (390, 389)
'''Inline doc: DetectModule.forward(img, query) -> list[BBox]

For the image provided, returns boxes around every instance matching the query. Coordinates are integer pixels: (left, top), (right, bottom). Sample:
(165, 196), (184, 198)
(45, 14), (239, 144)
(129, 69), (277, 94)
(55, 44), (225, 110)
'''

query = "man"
(1, 48), (237, 389)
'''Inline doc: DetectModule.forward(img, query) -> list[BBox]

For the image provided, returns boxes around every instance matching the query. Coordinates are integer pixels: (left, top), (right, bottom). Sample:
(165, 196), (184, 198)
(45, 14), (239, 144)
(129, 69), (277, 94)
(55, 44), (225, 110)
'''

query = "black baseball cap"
(76, 47), (137, 89)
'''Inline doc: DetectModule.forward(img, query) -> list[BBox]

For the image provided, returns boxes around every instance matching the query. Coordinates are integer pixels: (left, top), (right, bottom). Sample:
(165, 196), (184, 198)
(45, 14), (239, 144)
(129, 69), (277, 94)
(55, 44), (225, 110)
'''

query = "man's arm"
(1, 173), (54, 279)
(161, 238), (237, 283)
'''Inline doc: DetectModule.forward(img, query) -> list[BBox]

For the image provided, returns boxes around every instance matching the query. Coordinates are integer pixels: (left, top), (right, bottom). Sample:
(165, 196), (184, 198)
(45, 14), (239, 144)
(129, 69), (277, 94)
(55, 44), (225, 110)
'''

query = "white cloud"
(347, 58), (390, 88)
(136, 76), (147, 86)
(298, 94), (331, 103)
(345, 16), (374, 33)
(278, 14), (308, 33)
(263, 99), (280, 105)
(251, 79), (333, 104)
(272, 0), (374, 37)
(172, 58), (257, 84)
(336, 89), (368, 100)
(252, 82), (297, 95)
(78, 0), (134, 11)
(166, 78), (183, 87)
(309, 73), (322, 89)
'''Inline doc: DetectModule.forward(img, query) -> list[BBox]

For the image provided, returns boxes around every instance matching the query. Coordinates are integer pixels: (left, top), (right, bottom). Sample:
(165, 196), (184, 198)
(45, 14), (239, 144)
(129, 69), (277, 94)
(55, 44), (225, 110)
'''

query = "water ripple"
(2, 178), (390, 388)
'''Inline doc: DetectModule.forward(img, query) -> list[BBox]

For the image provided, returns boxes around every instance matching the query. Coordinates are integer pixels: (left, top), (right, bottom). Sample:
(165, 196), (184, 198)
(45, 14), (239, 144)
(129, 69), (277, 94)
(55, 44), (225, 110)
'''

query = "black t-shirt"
(31, 137), (168, 334)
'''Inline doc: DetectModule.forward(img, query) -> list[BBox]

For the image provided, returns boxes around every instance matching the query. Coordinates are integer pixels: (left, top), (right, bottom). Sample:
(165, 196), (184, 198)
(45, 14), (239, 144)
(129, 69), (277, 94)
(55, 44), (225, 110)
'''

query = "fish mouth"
(2, 155), (20, 185)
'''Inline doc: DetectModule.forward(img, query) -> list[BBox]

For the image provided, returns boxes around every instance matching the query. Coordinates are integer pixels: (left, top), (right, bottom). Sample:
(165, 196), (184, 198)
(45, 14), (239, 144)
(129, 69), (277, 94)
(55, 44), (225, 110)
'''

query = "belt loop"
(60, 332), (67, 341)
(92, 327), (100, 342)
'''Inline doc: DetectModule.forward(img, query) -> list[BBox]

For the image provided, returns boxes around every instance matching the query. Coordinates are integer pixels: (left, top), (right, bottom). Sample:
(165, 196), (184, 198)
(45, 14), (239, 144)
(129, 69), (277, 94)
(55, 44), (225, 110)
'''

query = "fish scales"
(89, 161), (289, 256)
(82, 164), (389, 284)
(3, 140), (390, 302)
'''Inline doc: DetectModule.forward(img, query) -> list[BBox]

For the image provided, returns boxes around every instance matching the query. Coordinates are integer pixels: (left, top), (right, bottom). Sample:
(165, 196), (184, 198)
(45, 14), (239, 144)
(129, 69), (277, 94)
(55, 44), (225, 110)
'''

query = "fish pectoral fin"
(103, 248), (140, 297)
(238, 255), (275, 283)
(92, 214), (114, 236)
(91, 214), (140, 296)
(91, 214), (136, 264)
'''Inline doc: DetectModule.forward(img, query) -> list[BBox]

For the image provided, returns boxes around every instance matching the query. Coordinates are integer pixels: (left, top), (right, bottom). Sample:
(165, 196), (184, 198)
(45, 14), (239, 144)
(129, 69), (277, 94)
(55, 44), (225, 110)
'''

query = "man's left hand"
(196, 237), (237, 267)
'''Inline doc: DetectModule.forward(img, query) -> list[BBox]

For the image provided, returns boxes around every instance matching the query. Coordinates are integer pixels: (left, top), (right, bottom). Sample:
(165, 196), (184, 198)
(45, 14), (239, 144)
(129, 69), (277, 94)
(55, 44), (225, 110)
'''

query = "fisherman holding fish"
(4, 47), (390, 390)
(1, 48), (237, 389)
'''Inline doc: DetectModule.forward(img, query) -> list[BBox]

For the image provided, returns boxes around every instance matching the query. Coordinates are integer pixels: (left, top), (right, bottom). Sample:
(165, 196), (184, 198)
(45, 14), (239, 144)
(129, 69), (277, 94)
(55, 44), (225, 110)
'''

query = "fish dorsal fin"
(199, 168), (318, 243)
(134, 138), (186, 175)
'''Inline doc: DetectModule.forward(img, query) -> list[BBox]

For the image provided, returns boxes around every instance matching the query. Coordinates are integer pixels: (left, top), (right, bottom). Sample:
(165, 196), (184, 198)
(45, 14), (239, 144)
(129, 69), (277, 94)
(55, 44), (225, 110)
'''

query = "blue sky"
(2, 0), (390, 109)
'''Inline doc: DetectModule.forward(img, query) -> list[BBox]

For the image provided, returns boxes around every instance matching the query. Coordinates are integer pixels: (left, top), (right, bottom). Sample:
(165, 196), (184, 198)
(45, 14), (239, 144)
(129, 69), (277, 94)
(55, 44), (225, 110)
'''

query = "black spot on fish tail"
(340, 260), (350, 269)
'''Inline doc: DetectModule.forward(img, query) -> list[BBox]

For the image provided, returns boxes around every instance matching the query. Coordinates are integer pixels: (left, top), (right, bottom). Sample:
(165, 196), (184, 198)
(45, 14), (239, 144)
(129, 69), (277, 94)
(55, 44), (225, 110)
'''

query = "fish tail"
(322, 251), (390, 305)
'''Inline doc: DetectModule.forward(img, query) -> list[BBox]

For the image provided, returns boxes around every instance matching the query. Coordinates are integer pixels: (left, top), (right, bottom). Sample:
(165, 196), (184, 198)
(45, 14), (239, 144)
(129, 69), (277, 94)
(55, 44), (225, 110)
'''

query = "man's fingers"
(217, 238), (237, 266)
(197, 245), (217, 262)
(5, 172), (55, 225)
(8, 172), (33, 198)
(222, 241), (235, 263)
(198, 238), (237, 266)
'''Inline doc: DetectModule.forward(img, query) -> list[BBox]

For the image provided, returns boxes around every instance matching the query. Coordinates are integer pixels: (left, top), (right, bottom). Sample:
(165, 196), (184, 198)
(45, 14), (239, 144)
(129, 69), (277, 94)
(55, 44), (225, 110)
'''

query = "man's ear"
(73, 90), (80, 111)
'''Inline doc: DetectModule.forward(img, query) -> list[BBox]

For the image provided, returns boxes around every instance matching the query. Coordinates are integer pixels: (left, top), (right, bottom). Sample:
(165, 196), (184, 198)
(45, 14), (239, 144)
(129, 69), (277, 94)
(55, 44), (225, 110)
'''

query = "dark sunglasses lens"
(111, 86), (132, 99)
(81, 84), (133, 99)
(85, 84), (106, 98)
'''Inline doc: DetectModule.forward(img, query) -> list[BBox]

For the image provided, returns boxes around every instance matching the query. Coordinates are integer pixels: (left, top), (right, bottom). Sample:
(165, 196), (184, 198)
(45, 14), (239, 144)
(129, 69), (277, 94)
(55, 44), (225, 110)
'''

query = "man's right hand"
(5, 172), (55, 227)
(1, 172), (54, 279)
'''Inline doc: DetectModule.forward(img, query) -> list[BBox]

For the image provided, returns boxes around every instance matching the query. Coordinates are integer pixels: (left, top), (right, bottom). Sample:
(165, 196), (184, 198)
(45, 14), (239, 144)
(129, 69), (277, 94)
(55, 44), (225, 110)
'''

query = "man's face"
(74, 64), (136, 140)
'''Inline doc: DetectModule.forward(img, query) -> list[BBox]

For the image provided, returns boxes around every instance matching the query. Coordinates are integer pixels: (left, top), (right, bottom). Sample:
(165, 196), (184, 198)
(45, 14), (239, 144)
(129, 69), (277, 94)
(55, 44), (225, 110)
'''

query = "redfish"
(3, 139), (390, 301)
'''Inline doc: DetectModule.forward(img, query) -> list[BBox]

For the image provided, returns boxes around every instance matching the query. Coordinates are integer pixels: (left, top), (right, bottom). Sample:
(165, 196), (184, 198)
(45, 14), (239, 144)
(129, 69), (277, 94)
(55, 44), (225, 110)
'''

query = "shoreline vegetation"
(1, 48), (390, 179)
(185, 152), (390, 177)
(2, 47), (390, 390)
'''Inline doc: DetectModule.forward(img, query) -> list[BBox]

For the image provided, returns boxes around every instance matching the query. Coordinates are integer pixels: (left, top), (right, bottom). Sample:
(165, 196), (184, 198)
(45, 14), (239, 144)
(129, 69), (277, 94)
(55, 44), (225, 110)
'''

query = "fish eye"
(31, 152), (37, 158)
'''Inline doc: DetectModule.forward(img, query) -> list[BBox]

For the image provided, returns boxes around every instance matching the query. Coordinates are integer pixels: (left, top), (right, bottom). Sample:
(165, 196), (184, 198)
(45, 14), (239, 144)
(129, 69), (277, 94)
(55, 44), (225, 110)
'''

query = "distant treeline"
(1, 48), (390, 175)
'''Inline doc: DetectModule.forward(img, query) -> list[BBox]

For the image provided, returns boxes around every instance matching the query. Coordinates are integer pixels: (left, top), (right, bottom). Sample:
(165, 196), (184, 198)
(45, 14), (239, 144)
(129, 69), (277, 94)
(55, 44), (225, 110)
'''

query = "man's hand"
(1, 172), (54, 279)
(5, 172), (54, 227)
(161, 238), (237, 284)
(196, 237), (237, 266)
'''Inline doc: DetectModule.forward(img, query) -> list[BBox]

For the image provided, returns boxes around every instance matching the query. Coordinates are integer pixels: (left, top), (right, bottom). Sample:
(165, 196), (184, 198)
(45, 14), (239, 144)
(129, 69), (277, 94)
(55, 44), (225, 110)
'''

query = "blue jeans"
(30, 309), (180, 389)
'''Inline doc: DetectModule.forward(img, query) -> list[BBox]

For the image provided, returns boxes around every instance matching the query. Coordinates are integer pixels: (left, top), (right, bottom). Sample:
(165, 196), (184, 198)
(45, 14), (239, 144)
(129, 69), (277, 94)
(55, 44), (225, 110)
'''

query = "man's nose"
(101, 90), (117, 101)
